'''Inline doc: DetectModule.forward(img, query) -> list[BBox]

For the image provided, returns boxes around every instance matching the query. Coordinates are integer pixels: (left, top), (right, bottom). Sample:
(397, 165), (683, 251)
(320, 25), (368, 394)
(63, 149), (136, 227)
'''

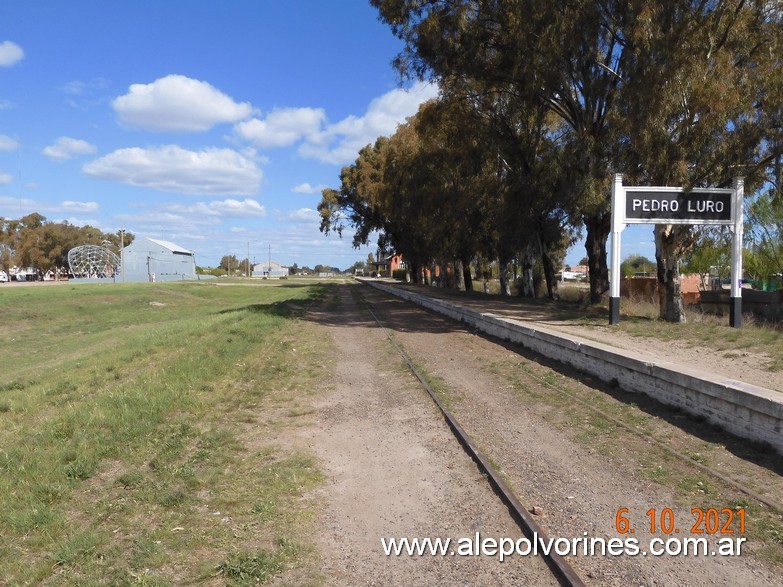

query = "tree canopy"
(318, 92), (578, 297)
(356, 0), (783, 320)
(0, 214), (133, 277)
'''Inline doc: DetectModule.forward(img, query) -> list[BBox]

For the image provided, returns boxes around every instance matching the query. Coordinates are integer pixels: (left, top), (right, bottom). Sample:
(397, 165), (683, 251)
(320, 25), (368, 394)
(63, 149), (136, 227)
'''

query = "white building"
(122, 238), (197, 282)
(252, 260), (288, 278)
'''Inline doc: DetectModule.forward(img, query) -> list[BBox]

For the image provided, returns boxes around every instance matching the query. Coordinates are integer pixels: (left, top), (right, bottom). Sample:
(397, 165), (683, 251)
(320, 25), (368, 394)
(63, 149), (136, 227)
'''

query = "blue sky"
(0, 1), (655, 270)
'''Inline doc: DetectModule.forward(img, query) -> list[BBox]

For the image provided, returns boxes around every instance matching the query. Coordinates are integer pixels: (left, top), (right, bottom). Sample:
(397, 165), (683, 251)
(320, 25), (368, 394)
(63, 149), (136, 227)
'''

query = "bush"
(392, 269), (407, 280)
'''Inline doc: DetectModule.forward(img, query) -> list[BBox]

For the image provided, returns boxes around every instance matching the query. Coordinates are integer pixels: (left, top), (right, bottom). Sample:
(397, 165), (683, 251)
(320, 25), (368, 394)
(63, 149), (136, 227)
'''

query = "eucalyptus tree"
(425, 67), (580, 299)
(745, 190), (783, 284)
(409, 95), (506, 290)
(319, 133), (434, 283)
(372, 0), (783, 320)
(371, 0), (631, 303)
(319, 138), (395, 268)
(377, 119), (442, 281)
(219, 255), (239, 274)
(616, 0), (782, 321)
(489, 94), (578, 299)
(319, 98), (501, 288)
(0, 213), (128, 276)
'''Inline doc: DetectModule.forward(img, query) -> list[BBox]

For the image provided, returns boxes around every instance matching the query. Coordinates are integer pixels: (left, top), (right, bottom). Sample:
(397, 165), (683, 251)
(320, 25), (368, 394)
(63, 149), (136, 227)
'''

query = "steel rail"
(362, 281), (782, 513)
(359, 293), (588, 587)
(515, 362), (782, 513)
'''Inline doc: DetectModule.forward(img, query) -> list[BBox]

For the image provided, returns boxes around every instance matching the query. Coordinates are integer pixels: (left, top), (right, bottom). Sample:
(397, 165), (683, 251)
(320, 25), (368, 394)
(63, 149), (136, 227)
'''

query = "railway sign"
(609, 174), (744, 327)
(624, 189), (734, 224)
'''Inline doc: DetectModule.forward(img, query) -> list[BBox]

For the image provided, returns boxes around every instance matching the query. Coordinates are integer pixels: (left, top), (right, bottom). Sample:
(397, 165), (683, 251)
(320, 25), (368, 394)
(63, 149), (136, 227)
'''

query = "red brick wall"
(620, 275), (702, 305)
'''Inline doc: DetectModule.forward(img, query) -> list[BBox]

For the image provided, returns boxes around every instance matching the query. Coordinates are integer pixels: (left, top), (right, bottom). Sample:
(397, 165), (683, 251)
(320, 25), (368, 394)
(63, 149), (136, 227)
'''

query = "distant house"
(252, 260), (288, 278)
(121, 237), (197, 282)
(373, 254), (405, 277)
(568, 265), (589, 278)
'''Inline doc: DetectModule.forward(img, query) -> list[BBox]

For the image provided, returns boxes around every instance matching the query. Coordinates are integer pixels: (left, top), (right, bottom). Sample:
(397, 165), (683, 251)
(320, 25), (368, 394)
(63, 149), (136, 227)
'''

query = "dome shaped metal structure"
(67, 245), (120, 278)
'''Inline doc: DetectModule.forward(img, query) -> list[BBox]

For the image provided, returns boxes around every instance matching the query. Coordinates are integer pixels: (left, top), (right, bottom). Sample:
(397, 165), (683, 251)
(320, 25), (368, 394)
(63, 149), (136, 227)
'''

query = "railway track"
(354, 285), (588, 587)
(348, 281), (782, 586)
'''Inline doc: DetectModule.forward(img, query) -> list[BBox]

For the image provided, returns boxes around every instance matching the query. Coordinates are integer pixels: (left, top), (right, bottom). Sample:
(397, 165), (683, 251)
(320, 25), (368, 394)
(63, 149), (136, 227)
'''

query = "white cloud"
(83, 145), (262, 196)
(112, 74), (253, 132)
(165, 198), (267, 218)
(207, 198), (267, 216)
(233, 107), (325, 148)
(0, 172), (12, 185)
(0, 134), (19, 151)
(116, 209), (219, 230)
(61, 78), (110, 96)
(43, 137), (97, 161)
(285, 207), (319, 222)
(60, 200), (99, 213)
(0, 41), (23, 67)
(299, 81), (439, 164)
(60, 79), (111, 111)
(0, 196), (35, 211)
(0, 196), (98, 215)
(114, 199), (266, 239)
(291, 182), (327, 194)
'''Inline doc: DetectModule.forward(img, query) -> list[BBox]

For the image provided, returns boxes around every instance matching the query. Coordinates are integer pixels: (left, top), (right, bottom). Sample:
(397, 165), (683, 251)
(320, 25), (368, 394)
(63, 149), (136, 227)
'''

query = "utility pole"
(120, 228), (125, 282)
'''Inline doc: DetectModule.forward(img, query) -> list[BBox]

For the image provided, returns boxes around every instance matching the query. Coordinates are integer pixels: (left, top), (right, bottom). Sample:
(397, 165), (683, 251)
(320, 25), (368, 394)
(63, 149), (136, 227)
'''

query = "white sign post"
(729, 177), (745, 327)
(609, 174), (744, 327)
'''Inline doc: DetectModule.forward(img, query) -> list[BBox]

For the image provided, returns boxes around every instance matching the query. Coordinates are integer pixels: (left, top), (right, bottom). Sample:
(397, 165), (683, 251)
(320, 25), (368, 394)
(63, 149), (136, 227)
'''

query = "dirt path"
(315, 283), (779, 586)
(301, 284), (558, 585)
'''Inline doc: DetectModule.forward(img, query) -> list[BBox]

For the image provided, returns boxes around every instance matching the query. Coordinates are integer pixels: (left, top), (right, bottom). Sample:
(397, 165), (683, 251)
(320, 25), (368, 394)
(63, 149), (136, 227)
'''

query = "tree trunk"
(409, 262), (420, 284)
(584, 211), (611, 303)
(538, 233), (557, 301)
(454, 258), (466, 291)
(461, 255), (473, 292)
(519, 246), (535, 298)
(499, 257), (512, 296)
(654, 224), (693, 323)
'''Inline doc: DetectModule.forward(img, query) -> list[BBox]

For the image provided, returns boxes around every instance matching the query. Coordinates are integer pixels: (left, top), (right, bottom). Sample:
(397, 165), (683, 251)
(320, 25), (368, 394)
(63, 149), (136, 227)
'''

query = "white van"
(0, 271), (8, 283)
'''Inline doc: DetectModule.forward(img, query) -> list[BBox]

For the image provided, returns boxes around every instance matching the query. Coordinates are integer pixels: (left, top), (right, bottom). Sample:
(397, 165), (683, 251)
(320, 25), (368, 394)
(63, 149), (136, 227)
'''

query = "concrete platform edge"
(364, 280), (783, 454)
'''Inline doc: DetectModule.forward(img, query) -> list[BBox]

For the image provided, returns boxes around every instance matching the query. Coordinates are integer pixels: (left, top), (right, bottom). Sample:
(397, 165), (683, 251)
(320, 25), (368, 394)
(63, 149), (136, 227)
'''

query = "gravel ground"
(296, 283), (781, 586)
(299, 284), (558, 586)
(368, 287), (780, 584)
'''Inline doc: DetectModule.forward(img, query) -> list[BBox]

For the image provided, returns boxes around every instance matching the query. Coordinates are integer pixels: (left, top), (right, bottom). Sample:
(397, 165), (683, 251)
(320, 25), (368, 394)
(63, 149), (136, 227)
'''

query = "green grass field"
(0, 281), (330, 585)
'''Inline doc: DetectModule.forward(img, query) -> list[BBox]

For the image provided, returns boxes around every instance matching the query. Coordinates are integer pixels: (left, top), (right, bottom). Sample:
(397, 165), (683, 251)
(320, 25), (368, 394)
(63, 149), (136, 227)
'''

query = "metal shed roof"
(138, 238), (193, 255)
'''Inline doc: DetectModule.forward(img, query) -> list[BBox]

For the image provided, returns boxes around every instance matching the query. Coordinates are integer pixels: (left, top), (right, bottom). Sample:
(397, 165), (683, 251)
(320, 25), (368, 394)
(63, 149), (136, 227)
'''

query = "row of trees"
(206, 257), (345, 277)
(319, 0), (783, 322)
(0, 213), (132, 278)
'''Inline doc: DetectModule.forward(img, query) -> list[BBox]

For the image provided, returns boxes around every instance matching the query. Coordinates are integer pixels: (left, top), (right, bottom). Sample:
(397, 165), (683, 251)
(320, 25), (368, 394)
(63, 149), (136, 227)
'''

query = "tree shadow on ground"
(309, 282), (783, 481)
